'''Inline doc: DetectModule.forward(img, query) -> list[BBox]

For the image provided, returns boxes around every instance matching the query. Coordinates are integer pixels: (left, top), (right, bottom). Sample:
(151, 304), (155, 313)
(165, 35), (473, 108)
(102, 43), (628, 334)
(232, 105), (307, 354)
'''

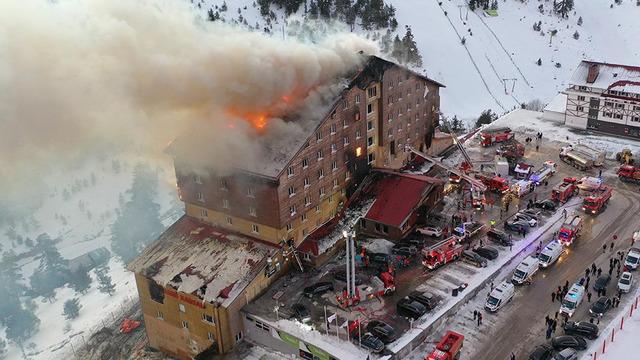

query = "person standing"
(511, 352), (516, 360)
(551, 291), (556, 302)
(478, 312), (483, 326)
(587, 292), (592, 302)
(474, 310), (478, 320)
(610, 242), (614, 251)
(603, 244), (607, 254)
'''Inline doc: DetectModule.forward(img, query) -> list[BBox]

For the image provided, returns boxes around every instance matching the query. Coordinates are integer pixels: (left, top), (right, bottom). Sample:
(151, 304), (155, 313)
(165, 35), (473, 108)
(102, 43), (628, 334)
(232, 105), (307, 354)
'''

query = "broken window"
(148, 280), (165, 304)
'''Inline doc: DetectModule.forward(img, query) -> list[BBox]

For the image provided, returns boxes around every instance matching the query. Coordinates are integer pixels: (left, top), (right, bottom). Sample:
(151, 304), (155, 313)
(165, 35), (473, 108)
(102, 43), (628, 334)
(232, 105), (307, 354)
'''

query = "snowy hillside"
(193, 0), (640, 121)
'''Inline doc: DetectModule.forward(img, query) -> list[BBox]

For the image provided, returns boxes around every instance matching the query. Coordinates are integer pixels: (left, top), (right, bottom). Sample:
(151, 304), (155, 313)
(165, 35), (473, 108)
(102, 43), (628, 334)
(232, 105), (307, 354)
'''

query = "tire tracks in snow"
(434, 0), (507, 112)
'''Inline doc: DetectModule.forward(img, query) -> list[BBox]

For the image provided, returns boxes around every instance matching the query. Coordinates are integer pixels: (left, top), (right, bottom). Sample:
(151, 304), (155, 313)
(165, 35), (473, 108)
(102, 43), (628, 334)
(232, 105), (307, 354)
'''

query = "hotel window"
(316, 131), (323, 141)
(367, 103), (373, 114)
(367, 87), (377, 98)
(367, 137), (374, 147)
(317, 149), (324, 160)
(304, 196), (311, 206)
(634, 106), (640, 111)
(249, 206), (257, 217)
(615, 103), (625, 109)
(343, 118), (348, 128)
(332, 161), (338, 171)
(315, 205), (321, 213)
(302, 158), (308, 168)
(605, 101), (614, 107)
(208, 332), (214, 341)
(319, 187), (326, 197)
(368, 153), (375, 164)
(355, 94), (360, 104)
(226, 216), (233, 225)
(331, 143), (337, 153)
(179, 304), (186, 313)
(286, 223), (293, 231)
(387, 128), (393, 138)
(220, 179), (229, 191)
(235, 332), (243, 342)
(333, 179), (339, 188)
(398, 108), (402, 116)
(407, 104), (411, 112)
(288, 186), (296, 197)
(343, 136), (350, 145)
(196, 192), (204, 202)
(199, 209), (208, 217)
(577, 106), (584, 112)
(614, 113), (623, 119)
(317, 168), (324, 179)
(251, 224), (259, 234)
(354, 112), (360, 121)
(304, 177), (310, 188)
(287, 166), (295, 177)
(194, 175), (202, 184)
(356, 129), (362, 139)
(302, 213), (308, 222)
(202, 314), (215, 324)
(222, 198), (229, 209)
(290, 205), (297, 216)
(328, 195), (333, 203)
(356, 147), (363, 157)
(182, 321), (189, 329)
(157, 311), (164, 320)
(367, 121), (373, 131)
(631, 116), (640, 122)
(343, 100), (349, 109)
(577, 96), (586, 101)
(579, 86), (587, 91)
(330, 123), (337, 134)
(302, 228), (309, 237)
(345, 171), (351, 180)
(388, 113), (393, 122)
(246, 186), (255, 197)
(387, 96), (393, 105)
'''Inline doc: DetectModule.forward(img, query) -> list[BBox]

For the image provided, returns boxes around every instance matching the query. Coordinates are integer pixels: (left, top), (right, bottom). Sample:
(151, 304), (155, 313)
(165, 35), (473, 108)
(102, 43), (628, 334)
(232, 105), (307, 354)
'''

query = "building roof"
(569, 60), (640, 91)
(128, 216), (273, 306)
(363, 172), (442, 228)
(544, 93), (567, 113)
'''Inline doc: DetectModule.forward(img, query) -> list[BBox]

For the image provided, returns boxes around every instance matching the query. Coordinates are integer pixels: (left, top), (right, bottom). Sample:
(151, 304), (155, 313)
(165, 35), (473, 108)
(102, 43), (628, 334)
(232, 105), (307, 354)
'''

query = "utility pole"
(502, 78), (517, 95)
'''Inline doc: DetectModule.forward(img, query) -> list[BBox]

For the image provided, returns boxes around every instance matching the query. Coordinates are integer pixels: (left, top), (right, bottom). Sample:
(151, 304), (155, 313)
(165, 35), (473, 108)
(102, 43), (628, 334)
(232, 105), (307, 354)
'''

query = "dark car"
(474, 246), (499, 260)
(398, 238), (425, 248)
(461, 250), (488, 267)
(534, 200), (557, 211)
(333, 271), (364, 285)
(369, 252), (391, 266)
(564, 321), (599, 340)
(521, 209), (543, 219)
(291, 303), (311, 323)
(303, 282), (334, 297)
(397, 297), (427, 319)
(358, 333), (385, 353)
(407, 291), (438, 310)
(366, 320), (397, 344)
(553, 348), (578, 360)
(551, 335), (588, 351)
(505, 219), (530, 233)
(392, 244), (417, 257)
(589, 297), (612, 317)
(487, 229), (513, 246)
(528, 344), (554, 360)
(593, 274), (611, 292)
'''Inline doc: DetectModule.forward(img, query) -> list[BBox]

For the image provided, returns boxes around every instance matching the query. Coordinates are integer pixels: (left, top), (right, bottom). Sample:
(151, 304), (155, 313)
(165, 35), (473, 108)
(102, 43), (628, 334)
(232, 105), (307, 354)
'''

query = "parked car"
(417, 227), (442, 237)
(473, 246), (499, 260)
(398, 238), (425, 248)
(563, 321), (599, 340)
(592, 274), (611, 292)
(487, 229), (513, 246)
(397, 297), (427, 319)
(366, 320), (397, 344)
(553, 348), (578, 360)
(333, 271), (364, 285)
(534, 200), (557, 211)
(551, 335), (587, 351)
(358, 333), (385, 353)
(303, 282), (334, 297)
(407, 291), (438, 310)
(392, 244), (417, 257)
(521, 209), (543, 219)
(515, 212), (538, 226)
(528, 344), (554, 360)
(291, 303), (311, 323)
(618, 272), (633, 293)
(369, 253), (391, 266)
(589, 297), (612, 317)
(505, 219), (531, 233)
(461, 250), (488, 267)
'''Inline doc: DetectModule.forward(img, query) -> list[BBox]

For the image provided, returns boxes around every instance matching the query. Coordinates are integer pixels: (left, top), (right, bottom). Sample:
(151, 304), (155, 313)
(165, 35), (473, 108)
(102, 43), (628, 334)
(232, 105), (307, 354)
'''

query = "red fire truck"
(475, 174), (510, 193)
(558, 214), (583, 246)
(496, 140), (525, 160)
(618, 165), (640, 184)
(480, 127), (514, 147)
(337, 272), (395, 308)
(582, 185), (613, 214)
(426, 331), (465, 360)
(551, 177), (579, 203)
(422, 236), (464, 270)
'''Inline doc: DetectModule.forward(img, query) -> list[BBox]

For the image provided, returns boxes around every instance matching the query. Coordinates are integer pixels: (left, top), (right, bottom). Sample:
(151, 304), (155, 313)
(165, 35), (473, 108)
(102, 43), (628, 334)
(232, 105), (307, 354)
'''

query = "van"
(577, 176), (602, 191)
(538, 241), (564, 268)
(624, 247), (640, 270)
(512, 255), (540, 285)
(559, 283), (585, 317)
(485, 281), (515, 312)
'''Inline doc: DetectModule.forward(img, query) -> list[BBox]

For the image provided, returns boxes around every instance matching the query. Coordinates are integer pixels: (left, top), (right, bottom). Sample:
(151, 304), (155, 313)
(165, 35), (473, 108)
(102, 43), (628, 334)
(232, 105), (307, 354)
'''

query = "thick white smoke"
(0, 0), (378, 217)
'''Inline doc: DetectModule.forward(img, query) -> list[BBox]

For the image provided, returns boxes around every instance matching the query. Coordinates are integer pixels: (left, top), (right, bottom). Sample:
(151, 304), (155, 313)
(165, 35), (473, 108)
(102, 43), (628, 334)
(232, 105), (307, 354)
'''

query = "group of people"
(472, 310), (483, 326)
(550, 281), (571, 303)
(544, 314), (559, 339)
(524, 132), (544, 151)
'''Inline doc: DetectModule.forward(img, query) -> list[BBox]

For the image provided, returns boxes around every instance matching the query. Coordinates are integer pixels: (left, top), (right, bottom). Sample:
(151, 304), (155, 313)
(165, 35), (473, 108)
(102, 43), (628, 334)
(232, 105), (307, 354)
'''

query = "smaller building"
(358, 171), (444, 240)
(543, 93), (567, 124)
(68, 247), (111, 273)
(427, 129), (455, 156)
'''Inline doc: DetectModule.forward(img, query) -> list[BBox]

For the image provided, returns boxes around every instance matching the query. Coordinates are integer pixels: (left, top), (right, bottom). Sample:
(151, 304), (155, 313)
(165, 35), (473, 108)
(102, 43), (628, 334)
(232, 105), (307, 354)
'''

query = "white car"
(515, 213), (538, 227)
(618, 272), (633, 293)
(417, 227), (442, 237)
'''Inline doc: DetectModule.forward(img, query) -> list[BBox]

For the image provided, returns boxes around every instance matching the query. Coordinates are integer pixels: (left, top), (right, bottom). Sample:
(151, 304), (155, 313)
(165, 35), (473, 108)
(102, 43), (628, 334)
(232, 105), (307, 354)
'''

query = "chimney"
(586, 64), (599, 84)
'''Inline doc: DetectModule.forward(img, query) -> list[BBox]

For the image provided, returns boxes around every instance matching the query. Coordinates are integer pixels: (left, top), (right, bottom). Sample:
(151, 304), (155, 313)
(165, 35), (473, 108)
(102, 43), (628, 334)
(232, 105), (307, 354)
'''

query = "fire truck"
(529, 161), (556, 185)
(480, 127), (514, 147)
(475, 174), (510, 193)
(559, 147), (594, 171)
(551, 177), (579, 203)
(336, 272), (395, 308)
(422, 236), (464, 270)
(558, 215), (583, 246)
(426, 331), (465, 360)
(582, 185), (613, 214)
(618, 165), (640, 184)
(496, 140), (525, 161)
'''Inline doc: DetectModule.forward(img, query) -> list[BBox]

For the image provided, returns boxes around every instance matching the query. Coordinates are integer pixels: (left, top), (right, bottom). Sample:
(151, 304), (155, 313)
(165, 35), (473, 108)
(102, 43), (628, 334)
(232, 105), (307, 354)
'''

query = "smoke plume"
(0, 0), (378, 217)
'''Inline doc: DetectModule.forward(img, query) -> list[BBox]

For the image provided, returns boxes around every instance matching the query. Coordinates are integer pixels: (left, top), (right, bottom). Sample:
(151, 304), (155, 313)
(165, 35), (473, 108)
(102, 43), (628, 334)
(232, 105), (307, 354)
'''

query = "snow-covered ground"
(1, 154), (183, 360)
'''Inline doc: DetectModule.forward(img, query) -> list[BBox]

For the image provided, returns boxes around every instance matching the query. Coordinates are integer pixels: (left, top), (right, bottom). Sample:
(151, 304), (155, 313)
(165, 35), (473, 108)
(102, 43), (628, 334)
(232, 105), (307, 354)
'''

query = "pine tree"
(0, 251), (26, 325)
(308, 0), (319, 18)
(96, 265), (116, 296)
(391, 35), (405, 64)
(0, 337), (7, 360)
(5, 306), (40, 352)
(29, 234), (69, 301)
(573, 30), (580, 39)
(490, 0), (498, 10)
(577, 16), (583, 26)
(317, 0), (332, 18)
(475, 109), (497, 128)
(537, 58), (542, 66)
(402, 26), (422, 67)
(63, 298), (81, 320)
(69, 266), (92, 295)
(333, 0), (352, 20)
(469, 0), (477, 11)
